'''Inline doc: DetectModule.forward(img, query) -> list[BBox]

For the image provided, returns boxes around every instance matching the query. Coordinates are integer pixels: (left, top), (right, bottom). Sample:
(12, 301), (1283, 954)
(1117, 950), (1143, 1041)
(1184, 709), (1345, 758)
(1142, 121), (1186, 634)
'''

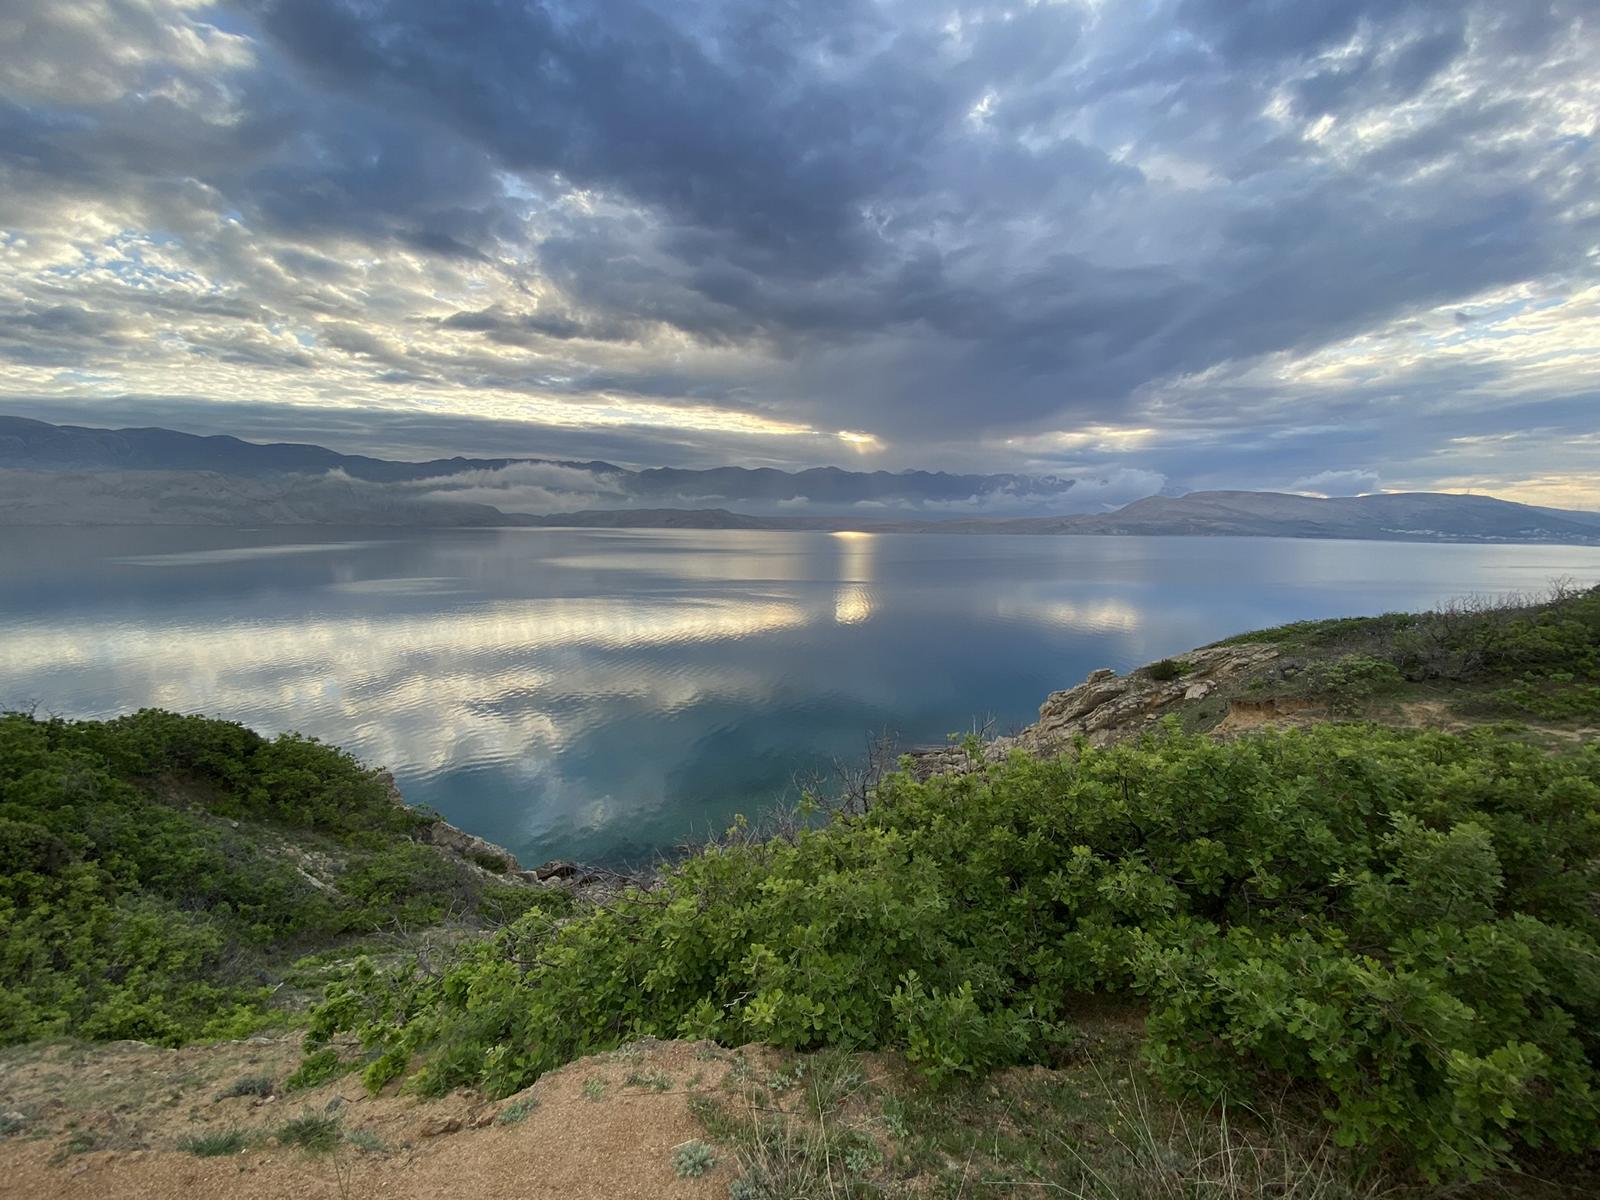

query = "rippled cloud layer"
(1, 1), (1597, 503)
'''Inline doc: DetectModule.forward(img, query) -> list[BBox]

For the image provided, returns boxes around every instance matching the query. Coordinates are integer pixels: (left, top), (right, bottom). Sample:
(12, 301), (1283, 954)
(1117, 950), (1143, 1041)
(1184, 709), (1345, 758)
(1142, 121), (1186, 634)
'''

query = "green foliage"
(284, 1047), (347, 1091)
(1146, 658), (1187, 682)
(1219, 611), (1421, 650)
(1227, 586), (1600, 694)
(306, 721), (1600, 1181)
(0, 709), (532, 1047)
(1488, 675), (1600, 720)
(467, 849), (511, 873)
(340, 843), (469, 926)
(890, 973), (1034, 1083)
(1293, 654), (1406, 713)
(1228, 587), (1600, 731)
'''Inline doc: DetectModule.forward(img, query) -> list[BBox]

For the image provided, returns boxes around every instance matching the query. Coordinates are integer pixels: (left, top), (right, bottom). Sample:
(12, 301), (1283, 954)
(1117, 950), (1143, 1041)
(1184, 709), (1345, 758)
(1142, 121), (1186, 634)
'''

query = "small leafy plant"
(673, 1140), (717, 1178)
(497, 1097), (540, 1125)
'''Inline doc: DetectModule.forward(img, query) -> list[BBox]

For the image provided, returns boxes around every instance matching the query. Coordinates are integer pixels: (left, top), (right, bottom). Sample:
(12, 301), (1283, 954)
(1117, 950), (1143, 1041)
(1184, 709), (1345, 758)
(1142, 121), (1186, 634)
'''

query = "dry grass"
(684, 1031), (1510, 1200)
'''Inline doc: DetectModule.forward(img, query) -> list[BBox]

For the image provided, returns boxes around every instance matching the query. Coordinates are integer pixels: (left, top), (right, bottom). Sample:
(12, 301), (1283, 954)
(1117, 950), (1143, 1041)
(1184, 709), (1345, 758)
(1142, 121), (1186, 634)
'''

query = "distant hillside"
(0, 416), (1077, 511)
(531, 490), (1600, 545)
(0, 414), (603, 482)
(0, 468), (512, 526)
(4, 416), (1598, 544)
(1063, 489), (1600, 543)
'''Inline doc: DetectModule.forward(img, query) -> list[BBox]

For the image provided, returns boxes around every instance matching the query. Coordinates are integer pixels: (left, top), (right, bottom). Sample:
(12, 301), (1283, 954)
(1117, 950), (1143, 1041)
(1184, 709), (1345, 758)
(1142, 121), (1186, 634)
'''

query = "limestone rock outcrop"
(377, 769), (523, 874)
(910, 642), (1279, 776)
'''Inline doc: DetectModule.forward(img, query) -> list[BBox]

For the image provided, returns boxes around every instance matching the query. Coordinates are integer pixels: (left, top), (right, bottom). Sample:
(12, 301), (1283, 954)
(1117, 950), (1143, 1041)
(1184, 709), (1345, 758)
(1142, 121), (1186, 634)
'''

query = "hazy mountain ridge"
(0, 415), (609, 482)
(528, 491), (1600, 545)
(0, 468), (511, 527)
(0, 416), (1075, 512)
(2, 417), (1597, 544)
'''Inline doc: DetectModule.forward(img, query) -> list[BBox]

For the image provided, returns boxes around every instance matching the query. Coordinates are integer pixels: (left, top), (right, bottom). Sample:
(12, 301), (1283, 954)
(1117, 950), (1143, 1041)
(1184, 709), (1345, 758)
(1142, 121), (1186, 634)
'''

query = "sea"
(4, 525), (1597, 865)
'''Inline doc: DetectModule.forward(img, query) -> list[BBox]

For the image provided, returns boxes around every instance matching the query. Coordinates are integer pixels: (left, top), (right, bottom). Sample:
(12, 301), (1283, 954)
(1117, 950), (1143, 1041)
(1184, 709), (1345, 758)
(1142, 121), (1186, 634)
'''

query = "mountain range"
(0, 416), (1075, 512)
(2, 415), (1597, 545)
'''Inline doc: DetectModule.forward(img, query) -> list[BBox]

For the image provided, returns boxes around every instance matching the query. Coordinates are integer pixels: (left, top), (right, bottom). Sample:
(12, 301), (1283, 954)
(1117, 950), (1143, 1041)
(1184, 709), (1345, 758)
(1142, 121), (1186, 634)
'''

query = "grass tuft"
(274, 1111), (342, 1154)
(219, 1074), (275, 1099)
(178, 1127), (250, 1157)
(344, 1127), (386, 1154)
(624, 1068), (673, 1092)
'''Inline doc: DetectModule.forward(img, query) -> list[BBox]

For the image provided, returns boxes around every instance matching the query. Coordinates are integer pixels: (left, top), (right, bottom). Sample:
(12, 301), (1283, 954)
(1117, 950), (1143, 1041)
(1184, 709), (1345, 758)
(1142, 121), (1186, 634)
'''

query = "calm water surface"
(4, 526), (1599, 865)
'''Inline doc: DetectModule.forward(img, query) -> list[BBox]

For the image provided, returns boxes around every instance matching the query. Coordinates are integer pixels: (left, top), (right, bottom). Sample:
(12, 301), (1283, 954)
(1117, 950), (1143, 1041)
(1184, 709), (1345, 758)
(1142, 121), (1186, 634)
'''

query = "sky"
(1, 0), (1597, 507)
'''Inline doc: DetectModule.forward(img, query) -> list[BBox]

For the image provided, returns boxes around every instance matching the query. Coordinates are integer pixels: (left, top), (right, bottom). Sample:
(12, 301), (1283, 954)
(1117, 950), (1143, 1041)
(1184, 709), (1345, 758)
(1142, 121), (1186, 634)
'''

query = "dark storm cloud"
(0, 394), (823, 471)
(244, 0), (976, 271)
(0, 304), (129, 366)
(0, 0), (1597, 504)
(439, 305), (641, 346)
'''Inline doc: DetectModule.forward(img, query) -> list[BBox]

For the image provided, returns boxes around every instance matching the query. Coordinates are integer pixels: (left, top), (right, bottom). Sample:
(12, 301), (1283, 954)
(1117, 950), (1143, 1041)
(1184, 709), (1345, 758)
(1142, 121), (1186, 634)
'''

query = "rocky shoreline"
(907, 642), (1282, 776)
(377, 770), (641, 900)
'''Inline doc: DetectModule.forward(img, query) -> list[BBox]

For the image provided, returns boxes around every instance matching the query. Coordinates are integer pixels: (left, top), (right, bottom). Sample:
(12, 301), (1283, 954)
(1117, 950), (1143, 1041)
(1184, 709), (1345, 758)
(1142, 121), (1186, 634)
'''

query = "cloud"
(404, 460), (629, 515)
(1290, 468), (1381, 497)
(0, 0), (1597, 504)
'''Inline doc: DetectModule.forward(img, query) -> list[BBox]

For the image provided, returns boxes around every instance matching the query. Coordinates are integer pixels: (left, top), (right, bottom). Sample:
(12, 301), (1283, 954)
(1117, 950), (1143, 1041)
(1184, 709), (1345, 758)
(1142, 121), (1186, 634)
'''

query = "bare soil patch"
(0, 1035), (738, 1199)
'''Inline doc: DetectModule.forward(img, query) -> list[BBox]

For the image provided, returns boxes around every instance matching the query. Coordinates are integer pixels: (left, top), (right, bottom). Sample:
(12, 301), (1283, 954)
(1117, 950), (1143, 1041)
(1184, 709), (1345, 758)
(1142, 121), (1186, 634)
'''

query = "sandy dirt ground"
(0, 1035), (746, 1199)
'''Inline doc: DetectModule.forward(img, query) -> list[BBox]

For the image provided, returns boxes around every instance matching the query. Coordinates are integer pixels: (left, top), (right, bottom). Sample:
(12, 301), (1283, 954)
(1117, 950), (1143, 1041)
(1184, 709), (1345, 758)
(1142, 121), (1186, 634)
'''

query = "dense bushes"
(307, 722), (1600, 1180)
(1291, 653), (1406, 713)
(1225, 584), (1600, 721)
(0, 709), (535, 1046)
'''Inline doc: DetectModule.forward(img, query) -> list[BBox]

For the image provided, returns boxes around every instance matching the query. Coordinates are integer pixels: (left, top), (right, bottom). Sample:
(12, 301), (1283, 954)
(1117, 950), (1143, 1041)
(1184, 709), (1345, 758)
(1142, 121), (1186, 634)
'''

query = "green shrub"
(305, 722), (1600, 1181)
(1488, 677), (1600, 720)
(1294, 653), (1406, 713)
(1221, 587), (1600, 691)
(340, 843), (470, 926)
(284, 1047), (347, 1091)
(0, 709), (531, 1047)
(1147, 658), (1186, 682)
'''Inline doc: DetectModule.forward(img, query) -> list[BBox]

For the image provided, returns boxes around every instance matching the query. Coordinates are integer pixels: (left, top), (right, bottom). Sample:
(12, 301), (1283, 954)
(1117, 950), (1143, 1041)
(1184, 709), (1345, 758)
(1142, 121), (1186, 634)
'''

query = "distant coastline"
(4, 415), (1599, 546)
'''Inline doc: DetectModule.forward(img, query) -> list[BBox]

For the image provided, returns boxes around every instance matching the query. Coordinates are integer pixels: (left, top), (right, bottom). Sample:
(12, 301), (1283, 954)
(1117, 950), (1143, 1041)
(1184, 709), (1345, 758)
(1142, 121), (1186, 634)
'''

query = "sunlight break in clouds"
(0, 0), (1595, 501)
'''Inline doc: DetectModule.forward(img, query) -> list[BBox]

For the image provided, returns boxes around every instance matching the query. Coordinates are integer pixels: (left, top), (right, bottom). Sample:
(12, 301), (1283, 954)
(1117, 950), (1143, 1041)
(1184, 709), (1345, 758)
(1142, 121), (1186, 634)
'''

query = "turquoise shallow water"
(3, 525), (1598, 866)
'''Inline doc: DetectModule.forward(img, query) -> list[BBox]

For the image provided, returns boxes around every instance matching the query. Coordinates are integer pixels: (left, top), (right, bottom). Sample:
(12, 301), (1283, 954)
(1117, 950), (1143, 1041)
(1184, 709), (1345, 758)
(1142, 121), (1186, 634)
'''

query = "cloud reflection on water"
(4, 527), (1599, 864)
